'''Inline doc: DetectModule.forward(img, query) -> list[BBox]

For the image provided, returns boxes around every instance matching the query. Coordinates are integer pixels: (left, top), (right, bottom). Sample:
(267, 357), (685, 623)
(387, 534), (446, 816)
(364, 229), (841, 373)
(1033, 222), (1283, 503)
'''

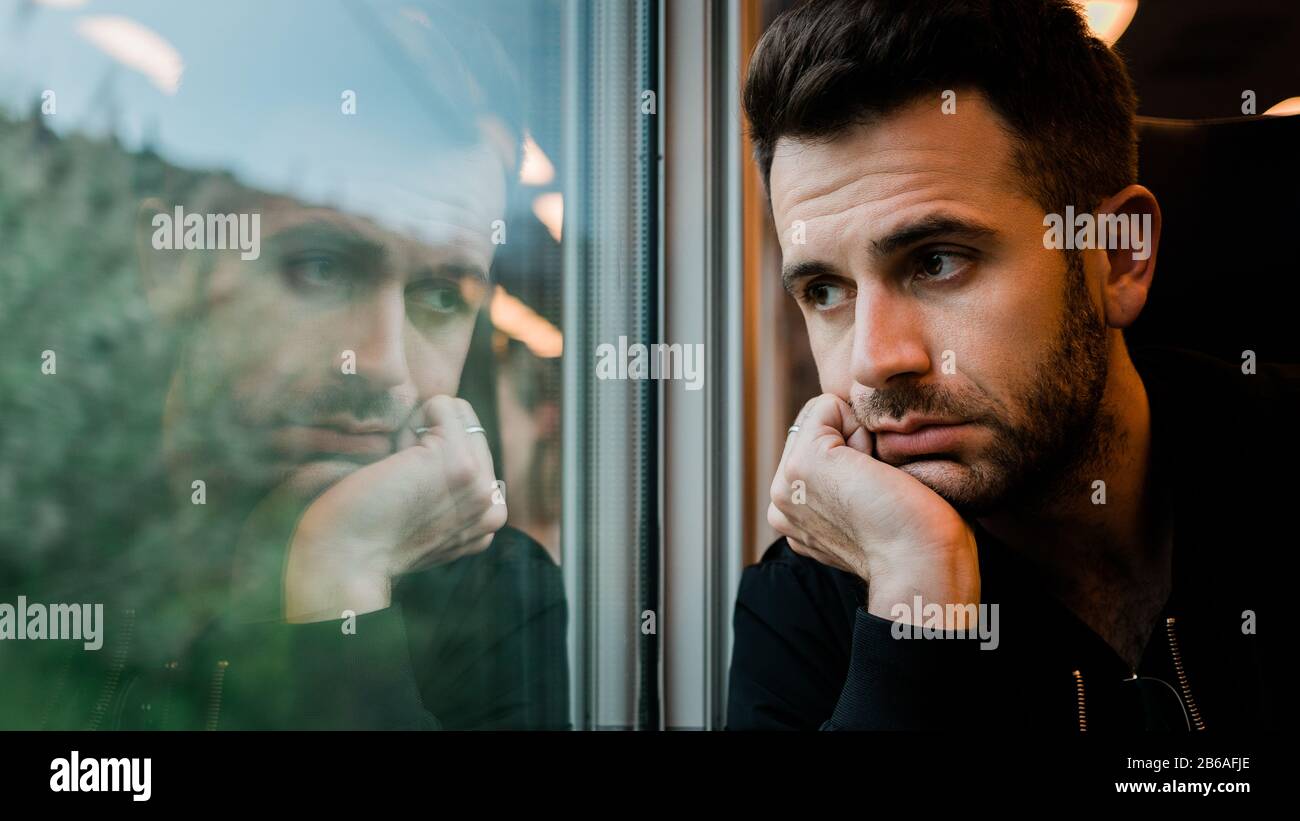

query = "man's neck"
(978, 350), (1172, 668)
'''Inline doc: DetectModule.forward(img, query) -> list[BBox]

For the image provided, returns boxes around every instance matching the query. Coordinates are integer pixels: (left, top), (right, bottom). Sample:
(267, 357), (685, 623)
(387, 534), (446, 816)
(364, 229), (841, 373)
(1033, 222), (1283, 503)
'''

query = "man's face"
(768, 91), (1111, 514)
(161, 140), (508, 502)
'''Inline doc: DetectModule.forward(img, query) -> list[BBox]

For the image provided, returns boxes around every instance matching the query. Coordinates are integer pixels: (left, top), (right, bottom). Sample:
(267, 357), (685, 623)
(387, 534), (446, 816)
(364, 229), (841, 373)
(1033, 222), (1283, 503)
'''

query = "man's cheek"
(220, 328), (321, 424)
(408, 338), (471, 398)
(810, 332), (855, 399)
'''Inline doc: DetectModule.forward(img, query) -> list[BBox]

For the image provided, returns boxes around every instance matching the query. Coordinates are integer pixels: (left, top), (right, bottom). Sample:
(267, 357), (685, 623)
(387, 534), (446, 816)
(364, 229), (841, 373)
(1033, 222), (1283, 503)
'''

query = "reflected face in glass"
(155, 139), (508, 501)
(769, 92), (1111, 514)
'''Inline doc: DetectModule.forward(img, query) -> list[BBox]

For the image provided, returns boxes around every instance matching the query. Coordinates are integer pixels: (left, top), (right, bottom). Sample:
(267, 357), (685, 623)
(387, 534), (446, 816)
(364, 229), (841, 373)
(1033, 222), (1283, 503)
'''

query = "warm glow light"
(532, 192), (563, 243)
(1080, 0), (1138, 45)
(520, 133), (556, 186)
(76, 16), (184, 95)
(1264, 96), (1300, 116)
(490, 285), (563, 358)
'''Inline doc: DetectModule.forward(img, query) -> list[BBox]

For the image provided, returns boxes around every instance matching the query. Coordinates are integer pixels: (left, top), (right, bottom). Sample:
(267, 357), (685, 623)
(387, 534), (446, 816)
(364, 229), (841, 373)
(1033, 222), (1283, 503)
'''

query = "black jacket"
(728, 348), (1298, 731)
(0, 526), (569, 730)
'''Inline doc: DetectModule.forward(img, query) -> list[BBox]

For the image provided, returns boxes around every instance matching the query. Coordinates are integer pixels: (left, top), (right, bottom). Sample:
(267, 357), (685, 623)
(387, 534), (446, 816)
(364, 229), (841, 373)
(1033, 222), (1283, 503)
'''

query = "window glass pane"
(0, 0), (651, 730)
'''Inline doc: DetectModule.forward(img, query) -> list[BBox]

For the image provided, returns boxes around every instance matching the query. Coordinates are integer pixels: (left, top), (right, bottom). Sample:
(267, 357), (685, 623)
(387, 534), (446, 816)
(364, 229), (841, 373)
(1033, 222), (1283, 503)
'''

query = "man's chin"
(272, 458), (367, 502)
(894, 457), (1004, 516)
(895, 457), (968, 493)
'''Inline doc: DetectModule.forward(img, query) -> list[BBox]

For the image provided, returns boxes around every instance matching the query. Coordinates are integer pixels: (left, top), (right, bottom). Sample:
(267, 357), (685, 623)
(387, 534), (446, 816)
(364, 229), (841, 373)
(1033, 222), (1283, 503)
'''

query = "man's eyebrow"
(265, 221), (388, 260)
(781, 259), (839, 296)
(781, 214), (1000, 295)
(871, 214), (998, 258)
(411, 260), (491, 285)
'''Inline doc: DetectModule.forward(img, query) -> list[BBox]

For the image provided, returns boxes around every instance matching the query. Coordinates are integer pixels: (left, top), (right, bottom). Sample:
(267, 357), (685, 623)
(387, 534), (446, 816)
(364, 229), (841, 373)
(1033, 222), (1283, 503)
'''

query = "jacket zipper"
(1072, 669), (1087, 732)
(205, 659), (229, 731)
(1165, 616), (1205, 730)
(1073, 617), (1208, 731)
(88, 608), (135, 730)
(160, 659), (180, 729)
(39, 653), (74, 730)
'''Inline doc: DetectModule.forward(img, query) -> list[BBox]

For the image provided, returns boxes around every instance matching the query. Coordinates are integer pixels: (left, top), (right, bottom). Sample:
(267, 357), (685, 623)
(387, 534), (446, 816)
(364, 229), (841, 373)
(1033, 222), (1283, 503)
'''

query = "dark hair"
(743, 0), (1139, 216)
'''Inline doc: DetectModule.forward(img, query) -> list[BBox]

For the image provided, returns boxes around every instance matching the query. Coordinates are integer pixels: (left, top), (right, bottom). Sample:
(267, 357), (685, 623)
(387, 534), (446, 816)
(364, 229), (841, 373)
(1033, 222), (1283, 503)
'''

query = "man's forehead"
(259, 201), (494, 251)
(768, 91), (1023, 229)
(250, 141), (506, 273)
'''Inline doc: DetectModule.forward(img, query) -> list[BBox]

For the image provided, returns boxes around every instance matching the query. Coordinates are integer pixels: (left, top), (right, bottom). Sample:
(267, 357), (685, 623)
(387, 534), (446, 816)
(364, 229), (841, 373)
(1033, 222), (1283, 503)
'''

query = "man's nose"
(849, 284), (931, 390)
(349, 285), (410, 391)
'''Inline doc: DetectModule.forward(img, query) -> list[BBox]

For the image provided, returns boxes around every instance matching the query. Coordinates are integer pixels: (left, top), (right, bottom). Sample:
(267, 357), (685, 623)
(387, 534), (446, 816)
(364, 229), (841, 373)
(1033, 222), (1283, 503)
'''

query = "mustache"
(852, 381), (996, 430)
(279, 383), (415, 428)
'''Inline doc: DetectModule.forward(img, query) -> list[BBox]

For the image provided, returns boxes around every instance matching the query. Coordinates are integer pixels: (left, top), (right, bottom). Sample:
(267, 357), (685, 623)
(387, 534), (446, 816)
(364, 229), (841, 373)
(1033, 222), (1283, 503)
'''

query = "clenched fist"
(282, 395), (506, 622)
(768, 394), (981, 627)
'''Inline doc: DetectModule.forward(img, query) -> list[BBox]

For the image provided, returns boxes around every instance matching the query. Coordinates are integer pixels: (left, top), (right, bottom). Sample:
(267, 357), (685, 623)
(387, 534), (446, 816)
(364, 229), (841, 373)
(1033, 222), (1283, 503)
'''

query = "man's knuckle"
(770, 477), (789, 504)
(484, 504), (508, 531)
(785, 453), (807, 481)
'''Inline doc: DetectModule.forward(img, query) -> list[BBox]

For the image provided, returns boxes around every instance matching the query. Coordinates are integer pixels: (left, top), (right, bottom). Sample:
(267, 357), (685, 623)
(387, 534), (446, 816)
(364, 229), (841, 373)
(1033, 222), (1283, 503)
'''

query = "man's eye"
(805, 281), (849, 309)
(407, 280), (468, 316)
(915, 251), (968, 281)
(284, 254), (346, 291)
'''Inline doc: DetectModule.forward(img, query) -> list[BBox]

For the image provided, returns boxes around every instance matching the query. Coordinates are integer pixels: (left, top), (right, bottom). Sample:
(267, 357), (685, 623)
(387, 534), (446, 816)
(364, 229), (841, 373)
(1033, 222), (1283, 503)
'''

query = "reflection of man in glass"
(0, 1), (567, 729)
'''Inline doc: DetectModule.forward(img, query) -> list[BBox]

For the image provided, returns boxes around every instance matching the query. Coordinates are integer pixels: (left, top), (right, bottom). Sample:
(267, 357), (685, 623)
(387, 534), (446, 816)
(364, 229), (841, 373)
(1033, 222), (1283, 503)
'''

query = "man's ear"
(1095, 184), (1161, 329)
(136, 197), (202, 325)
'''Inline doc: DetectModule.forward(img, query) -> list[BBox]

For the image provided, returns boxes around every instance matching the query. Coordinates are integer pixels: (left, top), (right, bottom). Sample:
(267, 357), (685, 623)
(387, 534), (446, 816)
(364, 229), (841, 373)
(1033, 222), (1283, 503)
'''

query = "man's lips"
(310, 416), (402, 436)
(872, 419), (976, 462)
(270, 425), (395, 460)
